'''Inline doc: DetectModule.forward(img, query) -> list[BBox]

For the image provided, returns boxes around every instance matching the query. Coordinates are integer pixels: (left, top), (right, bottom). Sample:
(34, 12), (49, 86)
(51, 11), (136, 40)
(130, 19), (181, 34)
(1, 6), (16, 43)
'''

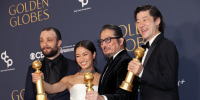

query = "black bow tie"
(141, 42), (150, 50)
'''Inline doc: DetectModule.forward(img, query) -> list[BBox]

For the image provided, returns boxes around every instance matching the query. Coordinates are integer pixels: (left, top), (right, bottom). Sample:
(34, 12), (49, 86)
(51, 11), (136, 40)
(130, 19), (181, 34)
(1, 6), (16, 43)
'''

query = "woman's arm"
(32, 73), (69, 94)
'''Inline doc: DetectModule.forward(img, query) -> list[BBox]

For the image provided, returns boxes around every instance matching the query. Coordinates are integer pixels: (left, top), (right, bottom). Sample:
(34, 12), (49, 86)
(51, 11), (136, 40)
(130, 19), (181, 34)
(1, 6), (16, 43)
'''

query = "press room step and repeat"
(1, 0), (200, 100)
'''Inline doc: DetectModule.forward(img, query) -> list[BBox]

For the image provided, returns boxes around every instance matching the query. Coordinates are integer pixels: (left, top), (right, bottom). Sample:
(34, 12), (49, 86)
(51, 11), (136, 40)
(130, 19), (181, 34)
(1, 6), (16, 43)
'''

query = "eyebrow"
(137, 16), (148, 21)
(100, 37), (107, 40)
(101, 36), (113, 39)
(76, 51), (89, 55)
(142, 16), (148, 19)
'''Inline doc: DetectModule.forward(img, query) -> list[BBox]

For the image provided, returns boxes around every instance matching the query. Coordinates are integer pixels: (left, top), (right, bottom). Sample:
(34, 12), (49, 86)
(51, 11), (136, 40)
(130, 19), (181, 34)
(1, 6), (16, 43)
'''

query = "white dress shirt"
(138, 33), (161, 78)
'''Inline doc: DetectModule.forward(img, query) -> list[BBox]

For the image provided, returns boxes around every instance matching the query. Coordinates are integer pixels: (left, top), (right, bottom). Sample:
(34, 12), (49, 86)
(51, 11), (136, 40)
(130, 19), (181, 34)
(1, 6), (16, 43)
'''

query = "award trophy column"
(32, 60), (48, 100)
(120, 47), (144, 92)
(84, 72), (94, 93)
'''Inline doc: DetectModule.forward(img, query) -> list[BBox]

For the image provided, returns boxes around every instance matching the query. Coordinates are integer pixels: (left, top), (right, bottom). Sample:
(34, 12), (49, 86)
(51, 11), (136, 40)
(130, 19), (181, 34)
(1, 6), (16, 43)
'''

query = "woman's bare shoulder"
(60, 72), (79, 82)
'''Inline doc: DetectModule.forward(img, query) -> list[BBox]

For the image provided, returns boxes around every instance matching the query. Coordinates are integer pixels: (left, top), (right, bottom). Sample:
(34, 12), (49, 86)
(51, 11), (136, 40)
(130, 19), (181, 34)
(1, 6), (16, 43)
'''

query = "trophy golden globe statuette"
(84, 72), (94, 93)
(32, 60), (48, 100)
(120, 47), (145, 92)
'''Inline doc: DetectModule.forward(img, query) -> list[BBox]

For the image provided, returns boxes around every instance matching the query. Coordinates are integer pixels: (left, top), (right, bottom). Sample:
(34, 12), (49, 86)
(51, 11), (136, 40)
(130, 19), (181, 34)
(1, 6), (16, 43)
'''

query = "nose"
(41, 41), (47, 47)
(138, 22), (145, 28)
(79, 56), (85, 63)
(100, 42), (107, 49)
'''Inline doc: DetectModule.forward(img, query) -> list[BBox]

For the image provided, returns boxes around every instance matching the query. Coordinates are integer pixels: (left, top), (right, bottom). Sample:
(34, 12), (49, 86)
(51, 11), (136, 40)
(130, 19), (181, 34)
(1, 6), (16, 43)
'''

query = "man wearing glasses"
(85, 24), (139, 100)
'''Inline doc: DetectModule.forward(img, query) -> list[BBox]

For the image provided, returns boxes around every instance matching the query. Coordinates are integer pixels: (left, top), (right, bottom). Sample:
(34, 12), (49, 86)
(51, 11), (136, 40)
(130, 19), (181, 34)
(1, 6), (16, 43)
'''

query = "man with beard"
(85, 24), (138, 100)
(24, 27), (78, 100)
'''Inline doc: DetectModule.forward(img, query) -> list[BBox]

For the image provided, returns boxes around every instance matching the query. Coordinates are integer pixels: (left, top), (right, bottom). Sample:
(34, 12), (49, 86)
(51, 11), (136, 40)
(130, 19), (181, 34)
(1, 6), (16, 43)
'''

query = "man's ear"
(119, 38), (124, 46)
(156, 17), (161, 26)
(58, 40), (62, 47)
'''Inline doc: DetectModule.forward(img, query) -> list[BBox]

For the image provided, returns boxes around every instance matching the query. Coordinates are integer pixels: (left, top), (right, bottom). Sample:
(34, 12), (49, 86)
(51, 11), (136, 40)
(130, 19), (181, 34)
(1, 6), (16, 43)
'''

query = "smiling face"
(75, 46), (96, 71)
(100, 29), (124, 58)
(40, 30), (62, 59)
(136, 10), (160, 41)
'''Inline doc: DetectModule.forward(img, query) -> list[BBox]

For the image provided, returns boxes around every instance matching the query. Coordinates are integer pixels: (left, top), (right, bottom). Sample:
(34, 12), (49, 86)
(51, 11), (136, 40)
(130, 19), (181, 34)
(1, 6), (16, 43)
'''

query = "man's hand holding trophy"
(32, 60), (48, 100)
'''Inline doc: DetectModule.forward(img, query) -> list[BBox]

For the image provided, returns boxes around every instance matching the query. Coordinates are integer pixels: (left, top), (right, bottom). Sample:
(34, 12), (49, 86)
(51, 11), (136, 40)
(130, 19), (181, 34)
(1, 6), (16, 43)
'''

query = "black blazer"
(24, 55), (78, 100)
(139, 34), (179, 100)
(98, 50), (139, 100)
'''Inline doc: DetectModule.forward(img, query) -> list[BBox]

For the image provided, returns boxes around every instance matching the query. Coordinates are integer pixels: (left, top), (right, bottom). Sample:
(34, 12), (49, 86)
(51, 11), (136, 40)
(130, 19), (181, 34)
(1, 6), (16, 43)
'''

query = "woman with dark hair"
(32, 40), (101, 100)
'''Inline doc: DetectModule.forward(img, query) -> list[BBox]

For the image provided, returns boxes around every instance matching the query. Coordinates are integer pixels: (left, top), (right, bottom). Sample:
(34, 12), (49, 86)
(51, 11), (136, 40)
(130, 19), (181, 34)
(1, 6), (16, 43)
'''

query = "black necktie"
(48, 62), (57, 84)
(45, 61), (50, 82)
(47, 61), (58, 97)
(141, 41), (150, 50)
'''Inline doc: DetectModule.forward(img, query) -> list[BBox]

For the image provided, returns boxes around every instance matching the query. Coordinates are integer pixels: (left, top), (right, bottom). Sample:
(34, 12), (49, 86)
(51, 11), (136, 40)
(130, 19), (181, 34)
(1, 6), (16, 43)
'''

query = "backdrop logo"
(178, 79), (185, 86)
(1, 51), (13, 68)
(11, 89), (25, 100)
(9, 0), (50, 27)
(118, 24), (145, 52)
(1, 51), (15, 72)
(74, 0), (92, 13)
(30, 51), (44, 60)
(30, 45), (74, 60)
(79, 0), (88, 7)
(60, 45), (75, 53)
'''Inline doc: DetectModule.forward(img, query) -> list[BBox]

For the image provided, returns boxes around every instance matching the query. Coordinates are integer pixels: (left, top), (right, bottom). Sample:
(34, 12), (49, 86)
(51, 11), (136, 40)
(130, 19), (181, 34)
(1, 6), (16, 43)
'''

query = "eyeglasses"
(97, 37), (121, 45)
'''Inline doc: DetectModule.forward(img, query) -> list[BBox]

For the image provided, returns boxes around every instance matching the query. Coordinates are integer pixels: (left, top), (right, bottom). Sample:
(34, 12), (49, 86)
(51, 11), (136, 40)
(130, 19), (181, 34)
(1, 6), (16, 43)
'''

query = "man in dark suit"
(85, 24), (139, 100)
(24, 27), (78, 100)
(128, 5), (179, 100)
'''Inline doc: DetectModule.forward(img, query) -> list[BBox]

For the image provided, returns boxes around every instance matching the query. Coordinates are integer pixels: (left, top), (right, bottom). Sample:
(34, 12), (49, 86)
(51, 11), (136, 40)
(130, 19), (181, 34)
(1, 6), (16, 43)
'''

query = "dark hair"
(134, 5), (165, 34)
(42, 27), (62, 40)
(100, 24), (126, 48)
(74, 40), (97, 71)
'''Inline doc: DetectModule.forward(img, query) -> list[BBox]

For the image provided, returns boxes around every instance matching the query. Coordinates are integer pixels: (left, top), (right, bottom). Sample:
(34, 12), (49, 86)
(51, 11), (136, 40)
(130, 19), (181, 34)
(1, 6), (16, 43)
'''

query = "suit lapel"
(143, 34), (164, 67)
(143, 44), (156, 67)
(99, 58), (111, 93)
(60, 55), (68, 79)
(98, 50), (126, 93)
(99, 57), (115, 93)
(99, 61), (111, 84)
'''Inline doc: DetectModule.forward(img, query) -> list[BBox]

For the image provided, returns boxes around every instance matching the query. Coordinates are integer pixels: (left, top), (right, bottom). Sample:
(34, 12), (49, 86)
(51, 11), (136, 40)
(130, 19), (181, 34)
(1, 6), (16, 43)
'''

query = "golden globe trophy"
(120, 47), (145, 92)
(84, 72), (94, 93)
(32, 60), (48, 100)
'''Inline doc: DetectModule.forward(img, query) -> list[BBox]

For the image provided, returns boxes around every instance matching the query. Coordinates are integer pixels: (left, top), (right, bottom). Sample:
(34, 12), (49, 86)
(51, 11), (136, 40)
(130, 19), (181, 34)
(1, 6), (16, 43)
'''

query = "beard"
(104, 52), (112, 58)
(41, 47), (59, 58)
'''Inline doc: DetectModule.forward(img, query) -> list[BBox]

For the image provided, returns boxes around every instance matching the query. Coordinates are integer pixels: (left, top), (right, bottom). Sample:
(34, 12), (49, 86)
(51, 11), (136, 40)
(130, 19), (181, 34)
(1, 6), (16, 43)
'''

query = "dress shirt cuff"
(102, 95), (107, 100)
(138, 68), (144, 78)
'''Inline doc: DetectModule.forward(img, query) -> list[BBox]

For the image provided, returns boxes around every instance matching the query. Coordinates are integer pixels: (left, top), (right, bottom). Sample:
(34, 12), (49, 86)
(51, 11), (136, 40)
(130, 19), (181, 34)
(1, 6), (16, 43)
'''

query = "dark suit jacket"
(139, 34), (179, 100)
(24, 54), (78, 100)
(98, 50), (139, 100)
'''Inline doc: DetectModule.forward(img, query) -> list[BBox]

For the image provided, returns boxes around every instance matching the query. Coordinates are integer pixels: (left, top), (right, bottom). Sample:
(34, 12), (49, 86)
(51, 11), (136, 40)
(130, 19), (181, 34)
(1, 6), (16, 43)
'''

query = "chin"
(104, 54), (111, 58)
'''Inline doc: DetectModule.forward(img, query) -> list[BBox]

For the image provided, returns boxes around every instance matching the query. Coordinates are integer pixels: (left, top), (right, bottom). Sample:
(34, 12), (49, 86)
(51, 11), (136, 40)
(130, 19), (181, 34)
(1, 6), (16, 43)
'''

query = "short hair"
(134, 5), (165, 34)
(42, 27), (62, 40)
(100, 24), (126, 48)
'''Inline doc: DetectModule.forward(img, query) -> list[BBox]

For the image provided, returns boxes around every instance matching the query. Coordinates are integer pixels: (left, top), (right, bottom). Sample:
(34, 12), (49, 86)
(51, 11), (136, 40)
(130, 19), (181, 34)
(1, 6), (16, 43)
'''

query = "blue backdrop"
(0, 0), (200, 100)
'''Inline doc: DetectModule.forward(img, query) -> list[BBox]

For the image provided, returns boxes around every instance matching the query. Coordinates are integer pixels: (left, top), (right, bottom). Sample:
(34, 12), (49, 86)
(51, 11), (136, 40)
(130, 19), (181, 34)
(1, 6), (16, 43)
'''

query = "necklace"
(80, 69), (96, 74)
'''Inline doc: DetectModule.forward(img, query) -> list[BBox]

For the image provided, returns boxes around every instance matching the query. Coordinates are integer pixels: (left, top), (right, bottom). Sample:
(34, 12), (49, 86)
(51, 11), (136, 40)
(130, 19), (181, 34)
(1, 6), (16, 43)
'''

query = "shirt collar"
(45, 54), (62, 64)
(148, 32), (161, 46)
(112, 49), (124, 59)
